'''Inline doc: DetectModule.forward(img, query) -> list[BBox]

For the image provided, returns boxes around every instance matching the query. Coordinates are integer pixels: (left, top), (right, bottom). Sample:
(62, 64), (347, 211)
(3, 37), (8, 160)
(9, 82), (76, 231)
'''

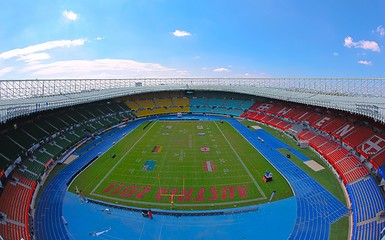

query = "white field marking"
(214, 121), (266, 199)
(101, 178), (254, 187)
(179, 150), (184, 161)
(111, 170), (249, 178)
(91, 121), (158, 194)
(91, 192), (265, 207)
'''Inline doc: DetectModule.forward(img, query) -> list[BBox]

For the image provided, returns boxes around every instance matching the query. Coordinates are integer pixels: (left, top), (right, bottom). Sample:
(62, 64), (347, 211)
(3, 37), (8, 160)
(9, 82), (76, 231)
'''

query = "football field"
(69, 120), (293, 210)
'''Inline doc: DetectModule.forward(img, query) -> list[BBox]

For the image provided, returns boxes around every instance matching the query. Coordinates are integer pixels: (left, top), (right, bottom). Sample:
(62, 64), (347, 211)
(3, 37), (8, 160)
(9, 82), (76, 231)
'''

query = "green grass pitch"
(69, 120), (293, 210)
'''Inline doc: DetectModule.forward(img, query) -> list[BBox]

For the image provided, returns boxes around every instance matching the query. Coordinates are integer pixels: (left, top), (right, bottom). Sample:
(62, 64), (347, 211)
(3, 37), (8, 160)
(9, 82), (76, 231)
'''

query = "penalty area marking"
(214, 121), (266, 199)
(90, 121), (158, 195)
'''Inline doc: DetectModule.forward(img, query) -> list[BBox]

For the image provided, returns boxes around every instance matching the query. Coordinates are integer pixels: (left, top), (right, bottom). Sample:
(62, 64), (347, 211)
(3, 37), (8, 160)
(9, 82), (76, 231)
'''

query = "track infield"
(68, 120), (293, 210)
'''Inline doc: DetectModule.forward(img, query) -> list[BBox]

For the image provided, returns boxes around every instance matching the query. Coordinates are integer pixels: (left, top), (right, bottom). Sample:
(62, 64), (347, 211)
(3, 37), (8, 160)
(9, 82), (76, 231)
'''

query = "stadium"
(0, 78), (384, 240)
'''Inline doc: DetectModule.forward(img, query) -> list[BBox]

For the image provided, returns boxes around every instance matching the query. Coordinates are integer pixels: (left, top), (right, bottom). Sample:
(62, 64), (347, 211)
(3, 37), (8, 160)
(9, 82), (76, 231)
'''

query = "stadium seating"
(22, 122), (48, 142)
(247, 102), (263, 112)
(1, 91), (385, 240)
(136, 99), (156, 109)
(190, 98), (208, 107)
(266, 104), (284, 115)
(356, 133), (385, 159)
(320, 118), (347, 134)
(241, 100), (385, 239)
(245, 101), (373, 184)
(0, 223), (28, 240)
(207, 98), (225, 107)
(370, 150), (385, 169)
(239, 100), (255, 110)
(283, 108), (305, 120)
(304, 113), (324, 126)
(7, 129), (36, 150)
(0, 100), (134, 239)
(311, 115), (335, 129)
(125, 101), (140, 110)
(172, 97), (189, 107)
(275, 106), (293, 117)
(154, 98), (172, 107)
(0, 172), (36, 240)
(341, 126), (374, 149)
(293, 110), (312, 122)
(0, 136), (23, 160)
(347, 176), (385, 240)
(224, 99), (244, 109)
(136, 109), (154, 117)
(152, 107), (168, 115)
(332, 123), (357, 140)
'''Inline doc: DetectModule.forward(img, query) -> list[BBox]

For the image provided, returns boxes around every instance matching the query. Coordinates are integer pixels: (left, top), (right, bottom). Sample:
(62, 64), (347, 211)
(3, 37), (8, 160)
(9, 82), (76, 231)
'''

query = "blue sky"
(0, 0), (384, 79)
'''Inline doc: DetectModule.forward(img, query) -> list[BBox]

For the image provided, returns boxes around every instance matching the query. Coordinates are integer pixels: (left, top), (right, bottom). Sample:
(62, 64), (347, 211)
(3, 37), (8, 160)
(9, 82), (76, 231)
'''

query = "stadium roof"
(1, 78), (385, 123)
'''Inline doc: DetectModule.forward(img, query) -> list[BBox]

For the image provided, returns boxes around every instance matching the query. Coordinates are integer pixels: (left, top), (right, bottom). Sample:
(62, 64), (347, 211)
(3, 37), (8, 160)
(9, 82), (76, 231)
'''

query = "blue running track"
(34, 115), (348, 240)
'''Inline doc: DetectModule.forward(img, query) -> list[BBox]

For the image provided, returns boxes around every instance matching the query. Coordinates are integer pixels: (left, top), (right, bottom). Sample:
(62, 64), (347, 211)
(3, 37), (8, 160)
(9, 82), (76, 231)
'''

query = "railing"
(0, 78), (385, 124)
(1, 78), (385, 100)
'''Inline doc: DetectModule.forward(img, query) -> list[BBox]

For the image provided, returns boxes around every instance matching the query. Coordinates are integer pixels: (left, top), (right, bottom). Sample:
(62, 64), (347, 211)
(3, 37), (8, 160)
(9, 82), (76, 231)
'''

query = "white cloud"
(333, 52), (339, 56)
(344, 36), (380, 52)
(63, 10), (78, 21)
(17, 53), (51, 63)
(0, 67), (14, 76)
(358, 60), (372, 65)
(213, 67), (230, 72)
(376, 25), (385, 37)
(19, 58), (181, 78)
(0, 39), (86, 60)
(172, 30), (191, 37)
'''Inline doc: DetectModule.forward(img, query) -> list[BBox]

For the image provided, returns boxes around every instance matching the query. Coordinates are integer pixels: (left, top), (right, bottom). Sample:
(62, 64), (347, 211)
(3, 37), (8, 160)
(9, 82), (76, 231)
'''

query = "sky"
(0, 0), (384, 79)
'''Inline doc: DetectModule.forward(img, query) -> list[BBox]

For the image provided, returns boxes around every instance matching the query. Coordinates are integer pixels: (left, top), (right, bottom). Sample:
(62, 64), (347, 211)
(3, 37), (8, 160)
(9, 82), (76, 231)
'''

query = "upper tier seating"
(311, 115), (335, 129)
(304, 113), (324, 126)
(320, 118), (347, 134)
(190, 98), (208, 106)
(341, 126), (374, 149)
(125, 101), (140, 110)
(370, 149), (385, 169)
(136, 99), (155, 109)
(172, 97), (189, 107)
(207, 98), (225, 107)
(283, 108), (305, 120)
(154, 99), (172, 107)
(356, 133), (385, 159)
